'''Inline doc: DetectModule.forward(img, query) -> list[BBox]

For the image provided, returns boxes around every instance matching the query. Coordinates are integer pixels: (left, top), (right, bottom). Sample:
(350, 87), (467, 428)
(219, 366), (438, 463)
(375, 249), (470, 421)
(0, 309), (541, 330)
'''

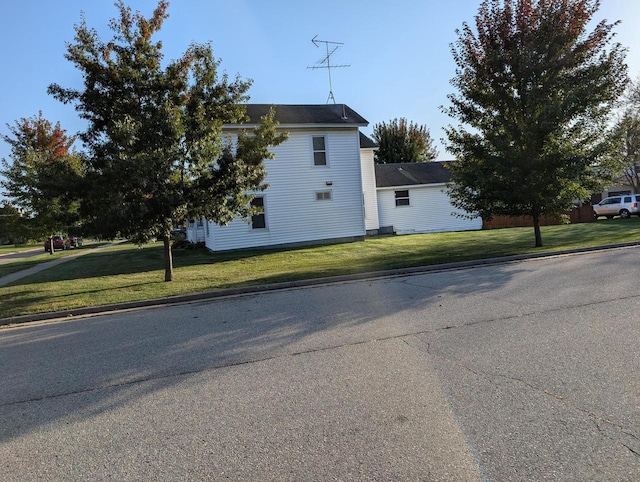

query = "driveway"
(1, 247), (639, 479)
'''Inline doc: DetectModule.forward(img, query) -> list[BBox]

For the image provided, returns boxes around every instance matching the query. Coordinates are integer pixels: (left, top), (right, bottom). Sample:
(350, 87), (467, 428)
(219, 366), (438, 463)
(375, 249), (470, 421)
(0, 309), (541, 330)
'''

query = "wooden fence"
(482, 205), (594, 229)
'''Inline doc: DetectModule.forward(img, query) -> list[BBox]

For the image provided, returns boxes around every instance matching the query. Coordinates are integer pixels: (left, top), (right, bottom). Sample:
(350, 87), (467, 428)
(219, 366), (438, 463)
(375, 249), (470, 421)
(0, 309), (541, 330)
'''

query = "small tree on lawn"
(443, 0), (627, 246)
(0, 112), (83, 248)
(372, 117), (438, 164)
(48, 1), (287, 280)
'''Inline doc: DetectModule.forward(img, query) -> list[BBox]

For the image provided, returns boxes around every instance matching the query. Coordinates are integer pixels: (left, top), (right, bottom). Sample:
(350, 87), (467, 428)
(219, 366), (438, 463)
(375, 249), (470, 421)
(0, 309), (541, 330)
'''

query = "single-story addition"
(375, 162), (482, 235)
(187, 104), (370, 252)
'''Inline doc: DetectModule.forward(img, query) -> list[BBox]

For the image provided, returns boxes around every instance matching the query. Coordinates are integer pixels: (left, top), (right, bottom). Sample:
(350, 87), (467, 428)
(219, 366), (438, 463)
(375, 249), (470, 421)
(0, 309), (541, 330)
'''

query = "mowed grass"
(0, 244), (39, 254)
(1, 218), (639, 318)
(0, 242), (110, 278)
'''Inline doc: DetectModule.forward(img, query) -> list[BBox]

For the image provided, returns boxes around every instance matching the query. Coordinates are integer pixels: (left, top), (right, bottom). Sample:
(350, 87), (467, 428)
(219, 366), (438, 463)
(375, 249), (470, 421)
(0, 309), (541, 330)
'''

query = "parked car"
(67, 235), (83, 248)
(44, 235), (66, 251)
(593, 194), (640, 219)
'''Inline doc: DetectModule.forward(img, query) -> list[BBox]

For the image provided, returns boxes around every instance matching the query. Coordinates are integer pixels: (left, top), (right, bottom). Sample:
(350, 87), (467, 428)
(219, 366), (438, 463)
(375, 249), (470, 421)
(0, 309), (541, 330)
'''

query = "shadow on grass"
(0, 281), (162, 316)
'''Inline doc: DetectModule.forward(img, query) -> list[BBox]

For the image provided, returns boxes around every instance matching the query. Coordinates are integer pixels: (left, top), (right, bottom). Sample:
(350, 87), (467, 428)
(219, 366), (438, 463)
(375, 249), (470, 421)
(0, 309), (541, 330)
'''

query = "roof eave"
(223, 122), (367, 129)
(376, 182), (449, 190)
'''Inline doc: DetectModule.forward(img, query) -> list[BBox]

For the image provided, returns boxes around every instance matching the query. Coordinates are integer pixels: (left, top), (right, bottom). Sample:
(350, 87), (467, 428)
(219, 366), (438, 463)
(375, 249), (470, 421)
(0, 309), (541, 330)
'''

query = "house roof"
(359, 132), (378, 149)
(375, 162), (453, 188)
(240, 104), (368, 126)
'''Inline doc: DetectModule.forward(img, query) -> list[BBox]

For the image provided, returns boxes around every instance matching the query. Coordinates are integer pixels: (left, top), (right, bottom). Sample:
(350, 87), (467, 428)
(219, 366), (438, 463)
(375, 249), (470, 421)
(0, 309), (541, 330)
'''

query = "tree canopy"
(443, 0), (628, 246)
(48, 1), (287, 280)
(604, 79), (640, 193)
(0, 112), (83, 240)
(372, 118), (438, 164)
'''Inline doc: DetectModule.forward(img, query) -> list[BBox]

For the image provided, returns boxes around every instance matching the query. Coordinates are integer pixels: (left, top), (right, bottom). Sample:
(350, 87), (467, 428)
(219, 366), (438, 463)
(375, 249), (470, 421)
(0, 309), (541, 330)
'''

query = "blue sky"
(1, 0), (640, 164)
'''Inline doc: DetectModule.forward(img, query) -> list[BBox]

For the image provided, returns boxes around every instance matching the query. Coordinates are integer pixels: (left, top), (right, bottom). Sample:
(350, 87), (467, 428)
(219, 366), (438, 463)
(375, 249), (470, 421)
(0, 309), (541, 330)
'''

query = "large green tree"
(0, 204), (28, 245)
(48, 1), (287, 281)
(604, 80), (640, 193)
(443, 0), (627, 246)
(372, 118), (438, 164)
(0, 112), (83, 244)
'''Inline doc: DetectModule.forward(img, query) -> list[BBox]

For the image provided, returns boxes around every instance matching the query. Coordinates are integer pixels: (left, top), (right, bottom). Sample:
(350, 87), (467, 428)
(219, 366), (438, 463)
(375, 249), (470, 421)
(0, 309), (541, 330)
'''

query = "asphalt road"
(1, 247), (639, 480)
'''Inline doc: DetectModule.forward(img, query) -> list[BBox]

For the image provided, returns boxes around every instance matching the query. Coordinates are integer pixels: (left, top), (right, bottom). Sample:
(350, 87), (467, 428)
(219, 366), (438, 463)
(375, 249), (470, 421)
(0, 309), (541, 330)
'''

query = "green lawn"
(1, 219), (639, 319)
(0, 244), (40, 254)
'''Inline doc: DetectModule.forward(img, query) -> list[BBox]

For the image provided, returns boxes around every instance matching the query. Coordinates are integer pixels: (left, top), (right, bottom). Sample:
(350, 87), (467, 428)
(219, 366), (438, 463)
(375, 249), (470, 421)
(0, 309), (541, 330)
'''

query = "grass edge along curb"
(2, 240), (639, 328)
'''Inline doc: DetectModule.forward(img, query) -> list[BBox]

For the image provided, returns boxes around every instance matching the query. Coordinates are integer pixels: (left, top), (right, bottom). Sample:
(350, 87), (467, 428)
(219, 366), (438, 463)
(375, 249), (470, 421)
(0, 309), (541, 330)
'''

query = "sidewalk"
(0, 242), (119, 287)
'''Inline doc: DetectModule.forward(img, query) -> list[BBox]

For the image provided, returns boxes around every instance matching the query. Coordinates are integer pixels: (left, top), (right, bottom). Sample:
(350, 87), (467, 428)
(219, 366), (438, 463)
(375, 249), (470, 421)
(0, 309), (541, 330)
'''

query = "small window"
(313, 136), (327, 166)
(395, 190), (410, 206)
(315, 190), (332, 201)
(251, 196), (266, 229)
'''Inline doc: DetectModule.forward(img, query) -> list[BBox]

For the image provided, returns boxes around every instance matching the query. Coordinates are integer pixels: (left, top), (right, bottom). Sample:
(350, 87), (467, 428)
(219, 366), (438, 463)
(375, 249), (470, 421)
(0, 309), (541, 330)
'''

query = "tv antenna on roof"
(307, 35), (350, 104)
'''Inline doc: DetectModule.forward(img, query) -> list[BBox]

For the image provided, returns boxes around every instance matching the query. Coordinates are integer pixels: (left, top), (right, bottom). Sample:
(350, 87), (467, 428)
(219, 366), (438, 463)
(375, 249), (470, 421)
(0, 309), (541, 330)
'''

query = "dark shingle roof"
(359, 132), (378, 149)
(242, 104), (368, 126)
(375, 162), (453, 187)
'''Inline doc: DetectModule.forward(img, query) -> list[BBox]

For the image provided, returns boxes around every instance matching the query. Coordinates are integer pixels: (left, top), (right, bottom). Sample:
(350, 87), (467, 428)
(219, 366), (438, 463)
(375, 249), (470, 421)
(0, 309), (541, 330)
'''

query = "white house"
(375, 162), (482, 235)
(187, 104), (482, 252)
(188, 104), (369, 252)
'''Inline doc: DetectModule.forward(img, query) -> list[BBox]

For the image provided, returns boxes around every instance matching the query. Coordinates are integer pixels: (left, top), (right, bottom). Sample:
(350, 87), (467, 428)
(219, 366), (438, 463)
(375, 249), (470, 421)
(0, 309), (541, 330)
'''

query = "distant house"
(187, 104), (369, 252)
(375, 162), (482, 235)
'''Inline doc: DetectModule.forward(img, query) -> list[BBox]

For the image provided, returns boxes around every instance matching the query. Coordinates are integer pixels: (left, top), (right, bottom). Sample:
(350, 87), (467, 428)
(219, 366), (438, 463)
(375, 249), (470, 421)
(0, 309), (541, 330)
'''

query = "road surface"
(1, 247), (639, 479)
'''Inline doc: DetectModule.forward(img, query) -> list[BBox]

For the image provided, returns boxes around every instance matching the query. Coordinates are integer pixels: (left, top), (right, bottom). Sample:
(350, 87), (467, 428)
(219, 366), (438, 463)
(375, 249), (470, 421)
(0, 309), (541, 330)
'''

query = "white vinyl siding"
(359, 146), (380, 231)
(377, 184), (482, 234)
(206, 129), (365, 251)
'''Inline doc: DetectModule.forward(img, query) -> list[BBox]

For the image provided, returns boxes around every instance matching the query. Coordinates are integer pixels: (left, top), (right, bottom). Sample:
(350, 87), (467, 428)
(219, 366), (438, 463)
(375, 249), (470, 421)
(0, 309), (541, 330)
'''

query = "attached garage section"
(375, 162), (482, 235)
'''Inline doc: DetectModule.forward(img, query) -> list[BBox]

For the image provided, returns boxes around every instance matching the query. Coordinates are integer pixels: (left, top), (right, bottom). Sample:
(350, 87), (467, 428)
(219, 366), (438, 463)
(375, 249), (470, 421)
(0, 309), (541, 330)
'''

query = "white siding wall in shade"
(377, 184), (482, 234)
(186, 219), (205, 243)
(359, 147), (380, 231)
(207, 128), (366, 252)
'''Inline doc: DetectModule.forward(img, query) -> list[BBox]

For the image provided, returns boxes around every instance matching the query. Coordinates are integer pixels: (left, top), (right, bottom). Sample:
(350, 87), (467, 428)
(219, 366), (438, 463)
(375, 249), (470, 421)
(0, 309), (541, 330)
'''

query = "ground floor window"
(395, 190), (410, 206)
(251, 196), (266, 229)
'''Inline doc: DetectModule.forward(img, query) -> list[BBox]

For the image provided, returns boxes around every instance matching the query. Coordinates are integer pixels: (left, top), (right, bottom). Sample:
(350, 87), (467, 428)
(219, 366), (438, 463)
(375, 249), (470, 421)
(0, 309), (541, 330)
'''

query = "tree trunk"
(49, 235), (54, 255)
(163, 235), (173, 282)
(532, 209), (543, 247)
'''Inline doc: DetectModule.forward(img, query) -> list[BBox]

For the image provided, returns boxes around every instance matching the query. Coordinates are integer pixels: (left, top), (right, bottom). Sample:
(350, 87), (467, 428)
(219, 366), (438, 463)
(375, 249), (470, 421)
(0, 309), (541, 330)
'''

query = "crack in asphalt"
(426, 349), (640, 459)
(3, 285), (639, 455)
(400, 277), (640, 314)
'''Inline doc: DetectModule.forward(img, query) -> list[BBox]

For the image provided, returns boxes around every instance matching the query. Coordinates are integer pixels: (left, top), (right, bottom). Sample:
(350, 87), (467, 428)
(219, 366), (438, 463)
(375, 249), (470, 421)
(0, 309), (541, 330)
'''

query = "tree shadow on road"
(0, 256), (593, 445)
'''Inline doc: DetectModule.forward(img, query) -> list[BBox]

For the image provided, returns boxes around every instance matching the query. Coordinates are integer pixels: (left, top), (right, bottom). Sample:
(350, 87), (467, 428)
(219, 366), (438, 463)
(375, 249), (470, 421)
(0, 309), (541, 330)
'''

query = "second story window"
(315, 190), (332, 201)
(313, 136), (327, 166)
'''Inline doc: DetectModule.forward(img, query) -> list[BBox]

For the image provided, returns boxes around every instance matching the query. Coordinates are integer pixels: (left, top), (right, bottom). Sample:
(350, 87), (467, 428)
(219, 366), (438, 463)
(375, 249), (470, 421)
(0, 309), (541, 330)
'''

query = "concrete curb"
(2, 240), (640, 327)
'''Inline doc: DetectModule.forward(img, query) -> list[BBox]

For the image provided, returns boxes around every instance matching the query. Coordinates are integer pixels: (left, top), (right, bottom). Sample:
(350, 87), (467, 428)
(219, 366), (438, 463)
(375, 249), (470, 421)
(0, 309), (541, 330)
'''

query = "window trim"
(395, 189), (410, 207)
(312, 135), (328, 166)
